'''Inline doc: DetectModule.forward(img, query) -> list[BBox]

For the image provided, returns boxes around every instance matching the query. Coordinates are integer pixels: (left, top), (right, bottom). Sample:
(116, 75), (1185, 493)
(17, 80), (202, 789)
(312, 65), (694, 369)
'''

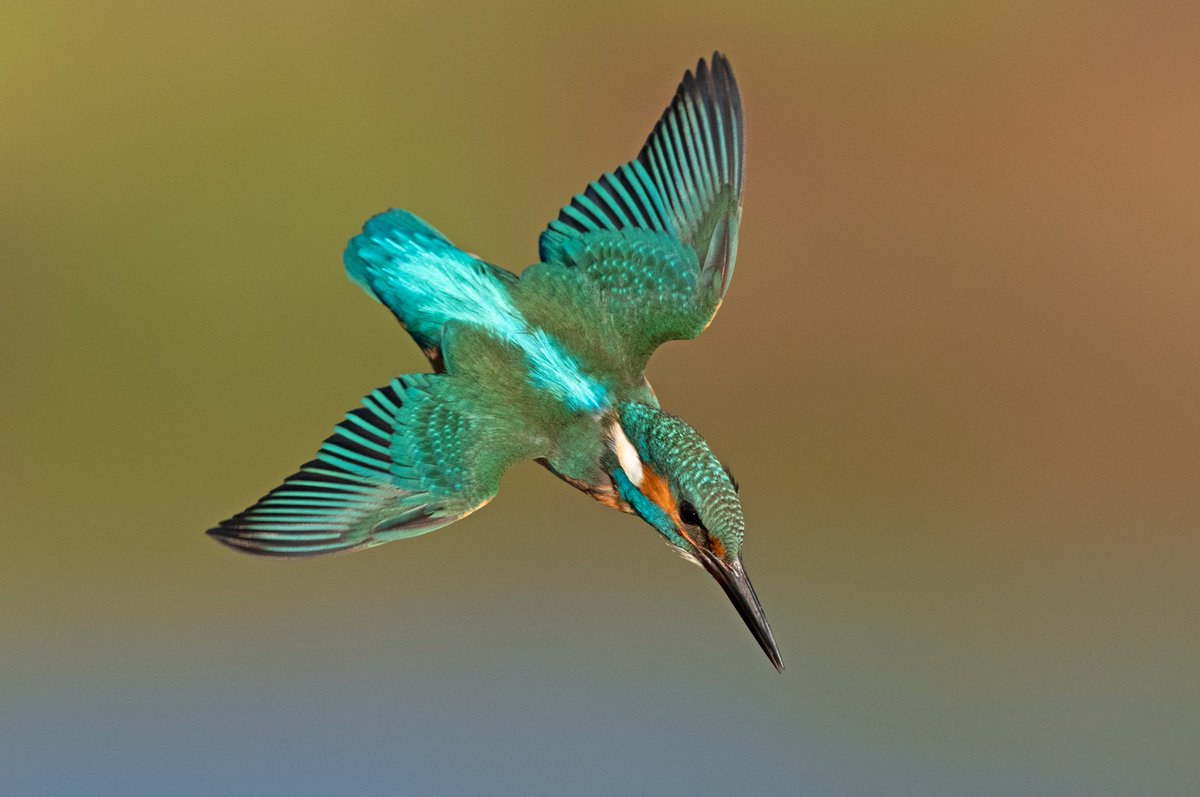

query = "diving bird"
(208, 53), (783, 671)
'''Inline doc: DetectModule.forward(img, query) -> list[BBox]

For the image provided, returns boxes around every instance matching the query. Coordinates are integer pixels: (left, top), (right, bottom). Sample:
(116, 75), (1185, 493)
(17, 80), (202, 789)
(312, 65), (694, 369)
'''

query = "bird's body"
(209, 54), (783, 670)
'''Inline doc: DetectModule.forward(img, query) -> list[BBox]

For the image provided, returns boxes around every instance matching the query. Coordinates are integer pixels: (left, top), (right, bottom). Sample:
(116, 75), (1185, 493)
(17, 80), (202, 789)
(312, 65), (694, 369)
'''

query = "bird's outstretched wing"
(208, 374), (544, 557)
(529, 52), (744, 375)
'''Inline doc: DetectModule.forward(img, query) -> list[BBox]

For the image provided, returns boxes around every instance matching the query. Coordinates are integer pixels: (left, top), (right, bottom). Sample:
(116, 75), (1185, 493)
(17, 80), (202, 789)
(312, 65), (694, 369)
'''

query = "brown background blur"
(3, 2), (1197, 795)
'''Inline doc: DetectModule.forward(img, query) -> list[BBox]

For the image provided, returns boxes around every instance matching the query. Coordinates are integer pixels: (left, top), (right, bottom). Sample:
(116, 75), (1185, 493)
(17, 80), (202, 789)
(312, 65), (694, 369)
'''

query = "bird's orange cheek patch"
(639, 467), (709, 548)
(708, 536), (726, 559)
(639, 466), (681, 527)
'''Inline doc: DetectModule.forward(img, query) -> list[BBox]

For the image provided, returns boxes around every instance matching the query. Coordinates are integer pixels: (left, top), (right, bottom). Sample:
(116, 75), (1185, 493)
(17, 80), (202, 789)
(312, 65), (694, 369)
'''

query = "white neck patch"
(609, 422), (644, 487)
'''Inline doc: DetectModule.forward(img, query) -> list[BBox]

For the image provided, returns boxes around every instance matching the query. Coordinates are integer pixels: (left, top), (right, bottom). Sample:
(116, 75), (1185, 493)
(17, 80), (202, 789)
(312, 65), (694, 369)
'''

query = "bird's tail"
(344, 209), (520, 362)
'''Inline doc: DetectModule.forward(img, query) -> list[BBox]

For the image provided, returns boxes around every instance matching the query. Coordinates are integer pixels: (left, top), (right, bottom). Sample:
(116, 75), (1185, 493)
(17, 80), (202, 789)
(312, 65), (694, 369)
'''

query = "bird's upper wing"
(208, 374), (545, 557)
(529, 53), (744, 375)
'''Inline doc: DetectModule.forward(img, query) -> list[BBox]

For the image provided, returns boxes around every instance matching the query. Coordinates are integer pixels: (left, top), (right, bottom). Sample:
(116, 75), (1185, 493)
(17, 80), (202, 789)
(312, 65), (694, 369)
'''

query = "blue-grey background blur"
(4, 2), (1197, 795)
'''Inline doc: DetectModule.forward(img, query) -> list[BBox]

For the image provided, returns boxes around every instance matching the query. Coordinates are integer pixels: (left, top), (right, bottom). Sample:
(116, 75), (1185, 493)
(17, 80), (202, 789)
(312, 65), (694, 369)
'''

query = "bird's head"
(607, 401), (783, 671)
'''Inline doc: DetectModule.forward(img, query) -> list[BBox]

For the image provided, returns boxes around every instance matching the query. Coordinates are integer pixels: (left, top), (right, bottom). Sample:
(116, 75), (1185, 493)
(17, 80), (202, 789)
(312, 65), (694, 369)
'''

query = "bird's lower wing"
(208, 374), (544, 557)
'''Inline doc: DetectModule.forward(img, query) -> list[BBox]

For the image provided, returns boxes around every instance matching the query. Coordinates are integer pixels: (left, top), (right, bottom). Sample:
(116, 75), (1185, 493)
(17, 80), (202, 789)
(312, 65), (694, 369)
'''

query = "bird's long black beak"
(697, 550), (784, 672)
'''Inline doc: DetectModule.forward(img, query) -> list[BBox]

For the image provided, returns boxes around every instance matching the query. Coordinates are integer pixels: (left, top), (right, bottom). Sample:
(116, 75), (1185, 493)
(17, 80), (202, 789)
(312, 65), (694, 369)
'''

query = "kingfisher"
(208, 53), (783, 671)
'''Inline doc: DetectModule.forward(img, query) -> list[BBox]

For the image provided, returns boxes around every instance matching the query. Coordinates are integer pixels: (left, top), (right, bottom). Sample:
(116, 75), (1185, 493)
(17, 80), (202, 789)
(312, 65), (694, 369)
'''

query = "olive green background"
(3, 2), (1197, 795)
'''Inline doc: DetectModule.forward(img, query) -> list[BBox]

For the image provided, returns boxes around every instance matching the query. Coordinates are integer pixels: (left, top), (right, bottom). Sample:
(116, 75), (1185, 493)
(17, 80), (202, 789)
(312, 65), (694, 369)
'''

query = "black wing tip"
(206, 524), (268, 555)
(688, 52), (736, 90)
(658, 51), (743, 148)
(205, 523), (363, 558)
(700, 51), (731, 76)
(206, 523), (261, 546)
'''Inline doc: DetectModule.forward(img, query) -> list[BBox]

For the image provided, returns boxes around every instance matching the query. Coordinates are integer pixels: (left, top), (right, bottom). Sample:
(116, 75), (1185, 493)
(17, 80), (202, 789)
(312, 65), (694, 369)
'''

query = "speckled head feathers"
(616, 401), (744, 560)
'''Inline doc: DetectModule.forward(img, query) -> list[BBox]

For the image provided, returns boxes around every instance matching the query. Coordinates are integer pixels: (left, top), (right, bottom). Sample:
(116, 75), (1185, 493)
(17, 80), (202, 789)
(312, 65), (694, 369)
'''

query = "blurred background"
(3, 2), (1197, 795)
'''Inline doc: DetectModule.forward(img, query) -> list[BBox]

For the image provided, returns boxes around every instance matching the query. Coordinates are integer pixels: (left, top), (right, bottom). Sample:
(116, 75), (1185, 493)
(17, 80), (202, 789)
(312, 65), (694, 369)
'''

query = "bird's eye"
(678, 500), (701, 527)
